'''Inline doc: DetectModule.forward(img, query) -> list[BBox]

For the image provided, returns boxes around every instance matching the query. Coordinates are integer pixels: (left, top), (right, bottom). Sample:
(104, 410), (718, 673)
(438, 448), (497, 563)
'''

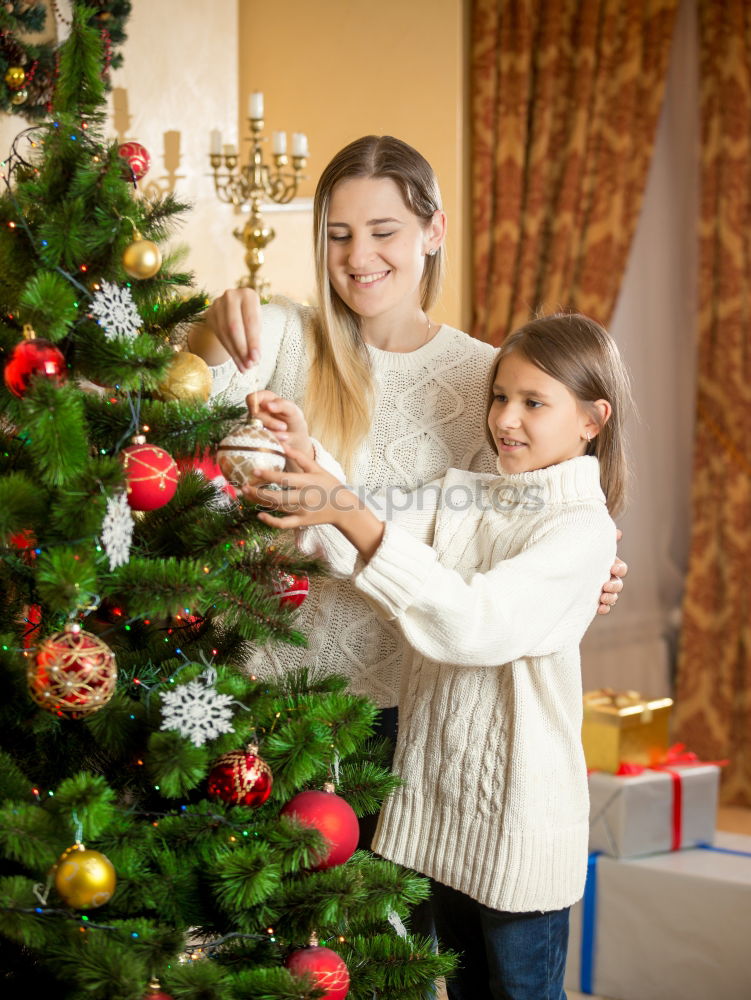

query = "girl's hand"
(203, 287), (263, 372)
(244, 448), (385, 560)
(597, 529), (627, 615)
(248, 390), (314, 463)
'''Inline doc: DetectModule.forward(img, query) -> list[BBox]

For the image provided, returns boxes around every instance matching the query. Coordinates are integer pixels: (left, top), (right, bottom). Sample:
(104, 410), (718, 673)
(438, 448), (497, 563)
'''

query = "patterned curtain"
(471, 0), (679, 345)
(673, 1), (751, 805)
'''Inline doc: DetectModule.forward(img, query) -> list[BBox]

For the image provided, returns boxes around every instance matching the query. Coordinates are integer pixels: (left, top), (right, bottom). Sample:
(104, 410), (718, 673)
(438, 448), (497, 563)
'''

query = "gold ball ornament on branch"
(53, 842), (116, 909)
(28, 623), (117, 719)
(10, 88), (28, 106)
(123, 231), (162, 280)
(154, 351), (212, 403)
(216, 418), (286, 488)
(4, 65), (26, 90)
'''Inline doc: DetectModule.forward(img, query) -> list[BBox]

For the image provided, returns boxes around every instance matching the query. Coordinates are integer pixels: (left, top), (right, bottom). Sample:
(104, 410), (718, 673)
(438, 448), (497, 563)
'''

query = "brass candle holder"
(209, 107), (308, 296)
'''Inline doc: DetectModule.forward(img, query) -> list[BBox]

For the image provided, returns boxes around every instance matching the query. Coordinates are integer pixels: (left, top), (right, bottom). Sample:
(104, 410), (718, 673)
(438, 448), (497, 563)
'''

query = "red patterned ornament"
(285, 940), (350, 1000)
(120, 435), (179, 511)
(28, 623), (117, 718)
(4, 325), (66, 398)
(280, 784), (359, 870)
(275, 571), (309, 609)
(207, 744), (273, 808)
(22, 603), (42, 649)
(118, 140), (151, 181)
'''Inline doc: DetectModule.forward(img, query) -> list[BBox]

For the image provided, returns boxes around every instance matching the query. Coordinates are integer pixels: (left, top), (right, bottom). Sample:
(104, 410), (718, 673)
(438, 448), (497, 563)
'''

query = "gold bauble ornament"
(123, 231), (162, 279)
(10, 88), (28, 106)
(53, 843), (116, 909)
(155, 351), (212, 403)
(216, 417), (286, 487)
(4, 65), (26, 89)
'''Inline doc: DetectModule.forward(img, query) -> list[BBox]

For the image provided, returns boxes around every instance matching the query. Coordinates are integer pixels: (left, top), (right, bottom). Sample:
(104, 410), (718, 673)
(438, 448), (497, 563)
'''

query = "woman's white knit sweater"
(207, 295), (497, 708)
(305, 455), (616, 913)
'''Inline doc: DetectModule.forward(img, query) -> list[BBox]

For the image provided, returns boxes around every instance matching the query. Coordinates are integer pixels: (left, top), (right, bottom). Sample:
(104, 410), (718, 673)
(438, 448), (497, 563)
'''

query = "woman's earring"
(426, 248), (437, 257)
(585, 432), (592, 442)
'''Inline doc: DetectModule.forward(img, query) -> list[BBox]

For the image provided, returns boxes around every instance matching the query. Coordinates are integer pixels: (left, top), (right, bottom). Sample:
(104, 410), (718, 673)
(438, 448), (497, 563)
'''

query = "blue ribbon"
(696, 841), (751, 858)
(579, 851), (601, 994)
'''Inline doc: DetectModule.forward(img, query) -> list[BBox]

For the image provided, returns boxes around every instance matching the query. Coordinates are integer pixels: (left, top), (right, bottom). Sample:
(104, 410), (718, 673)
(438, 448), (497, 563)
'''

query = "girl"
(188, 135), (625, 717)
(244, 313), (631, 1000)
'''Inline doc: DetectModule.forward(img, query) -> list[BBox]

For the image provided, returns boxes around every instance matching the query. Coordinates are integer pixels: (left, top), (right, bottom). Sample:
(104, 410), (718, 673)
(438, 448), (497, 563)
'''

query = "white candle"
(222, 143), (237, 157)
(272, 130), (287, 154)
(292, 132), (309, 157)
(210, 129), (222, 155)
(249, 91), (264, 119)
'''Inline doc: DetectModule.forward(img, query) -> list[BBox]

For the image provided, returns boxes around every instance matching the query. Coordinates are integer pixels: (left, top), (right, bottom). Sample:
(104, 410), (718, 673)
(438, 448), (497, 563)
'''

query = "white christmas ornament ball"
(216, 418), (286, 488)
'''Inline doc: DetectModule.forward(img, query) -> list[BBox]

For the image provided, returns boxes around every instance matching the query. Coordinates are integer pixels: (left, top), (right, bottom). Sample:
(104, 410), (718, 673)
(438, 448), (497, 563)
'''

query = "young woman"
(243, 313), (632, 1000)
(189, 136), (626, 716)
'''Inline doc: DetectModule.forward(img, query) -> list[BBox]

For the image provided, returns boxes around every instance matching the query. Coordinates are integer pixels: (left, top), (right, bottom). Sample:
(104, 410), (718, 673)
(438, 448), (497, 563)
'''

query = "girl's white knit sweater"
(207, 296), (497, 707)
(304, 455), (616, 913)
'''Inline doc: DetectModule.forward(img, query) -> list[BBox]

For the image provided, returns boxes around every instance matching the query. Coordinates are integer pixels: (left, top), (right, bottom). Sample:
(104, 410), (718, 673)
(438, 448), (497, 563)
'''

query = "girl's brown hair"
(486, 314), (633, 516)
(306, 135), (444, 472)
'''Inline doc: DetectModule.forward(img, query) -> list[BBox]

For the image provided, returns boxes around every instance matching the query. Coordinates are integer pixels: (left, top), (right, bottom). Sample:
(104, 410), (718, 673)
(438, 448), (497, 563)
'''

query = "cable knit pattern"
(333, 456), (617, 913)
(207, 296), (498, 707)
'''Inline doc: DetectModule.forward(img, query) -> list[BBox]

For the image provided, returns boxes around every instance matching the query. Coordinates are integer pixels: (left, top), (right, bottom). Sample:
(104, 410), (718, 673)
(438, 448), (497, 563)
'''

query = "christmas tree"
(0, 6), (454, 998)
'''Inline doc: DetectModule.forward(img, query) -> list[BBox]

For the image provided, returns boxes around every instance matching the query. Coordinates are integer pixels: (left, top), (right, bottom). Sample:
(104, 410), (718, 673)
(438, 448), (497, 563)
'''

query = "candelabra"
(209, 92), (308, 295)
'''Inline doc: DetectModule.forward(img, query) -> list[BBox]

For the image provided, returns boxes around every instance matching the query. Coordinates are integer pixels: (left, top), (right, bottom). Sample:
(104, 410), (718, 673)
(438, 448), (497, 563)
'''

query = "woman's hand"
(597, 529), (627, 615)
(248, 391), (314, 464)
(193, 287), (263, 372)
(244, 448), (385, 561)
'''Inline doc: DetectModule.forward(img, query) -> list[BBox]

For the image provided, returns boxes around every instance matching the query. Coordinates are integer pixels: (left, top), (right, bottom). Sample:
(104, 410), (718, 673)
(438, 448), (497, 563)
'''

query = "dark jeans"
(430, 879), (570, 1000)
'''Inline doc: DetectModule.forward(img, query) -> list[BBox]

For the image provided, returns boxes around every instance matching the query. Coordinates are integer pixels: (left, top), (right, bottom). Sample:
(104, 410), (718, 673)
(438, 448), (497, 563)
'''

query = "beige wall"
(237, 0), (469, 329)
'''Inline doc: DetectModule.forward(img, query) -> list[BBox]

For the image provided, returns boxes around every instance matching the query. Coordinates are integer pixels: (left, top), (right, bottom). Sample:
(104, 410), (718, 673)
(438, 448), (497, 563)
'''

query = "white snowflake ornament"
(90, 280), (142, 341)
(160, 668), (236, 747)
(101, 492), (134, 570)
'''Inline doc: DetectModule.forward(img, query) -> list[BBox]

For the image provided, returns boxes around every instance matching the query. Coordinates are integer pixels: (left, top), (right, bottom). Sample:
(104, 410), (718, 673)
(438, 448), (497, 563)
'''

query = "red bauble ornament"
(285, 943), (350, 1000)
(22, 603), (42, 649)
(280, 785), (359, 870)
(143, 979), (173, 1000)
(275, 571), (309, 609)
(176, 447), (237, 500)
(28, 624), (117, 718)
(4, 328), (66, 398)
(120, 435), (179, 511)
(207, 744), (273, 808)
(118, 141), (151, 181)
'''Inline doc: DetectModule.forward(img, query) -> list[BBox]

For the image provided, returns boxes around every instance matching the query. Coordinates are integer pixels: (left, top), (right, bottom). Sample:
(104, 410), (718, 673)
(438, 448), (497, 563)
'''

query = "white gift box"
(588, 764), (720, 858)
(565, 832), (751, 1000)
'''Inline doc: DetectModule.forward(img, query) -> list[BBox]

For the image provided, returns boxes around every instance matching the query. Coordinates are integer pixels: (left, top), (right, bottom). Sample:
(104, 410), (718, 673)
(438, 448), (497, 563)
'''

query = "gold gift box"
(582, 689), (673, 773)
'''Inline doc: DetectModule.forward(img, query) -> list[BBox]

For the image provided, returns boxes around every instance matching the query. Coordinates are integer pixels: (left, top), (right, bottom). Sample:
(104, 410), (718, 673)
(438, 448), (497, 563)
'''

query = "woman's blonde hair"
(306, 135), (444, 472)
(486, 314), (633, 516)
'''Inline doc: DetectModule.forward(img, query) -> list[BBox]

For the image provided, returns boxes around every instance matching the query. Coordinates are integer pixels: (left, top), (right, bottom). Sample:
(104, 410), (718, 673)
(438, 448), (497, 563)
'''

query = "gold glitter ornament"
(154, 351), (212, 402)
(216, 417), (286, 488)
(4, 65), (26, 89)
(10, 88), (28, 106)
(53, 843), (116, 909)
(122, 231), (162, 279)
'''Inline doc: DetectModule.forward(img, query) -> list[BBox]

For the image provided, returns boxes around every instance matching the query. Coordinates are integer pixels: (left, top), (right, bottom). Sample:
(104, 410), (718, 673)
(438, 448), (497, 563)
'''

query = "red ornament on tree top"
(120, 435), (178, 511)
(3, 324), (66, 398)
(275, 570), (309, 609)
(118, 141), (151, 181)
(280, 784), (359, 870)
(285, 938), (350, 1000)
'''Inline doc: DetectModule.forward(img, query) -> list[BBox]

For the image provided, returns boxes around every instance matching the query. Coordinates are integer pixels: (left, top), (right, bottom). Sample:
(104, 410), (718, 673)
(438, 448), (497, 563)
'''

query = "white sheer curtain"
(580, 0), (698, 697)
